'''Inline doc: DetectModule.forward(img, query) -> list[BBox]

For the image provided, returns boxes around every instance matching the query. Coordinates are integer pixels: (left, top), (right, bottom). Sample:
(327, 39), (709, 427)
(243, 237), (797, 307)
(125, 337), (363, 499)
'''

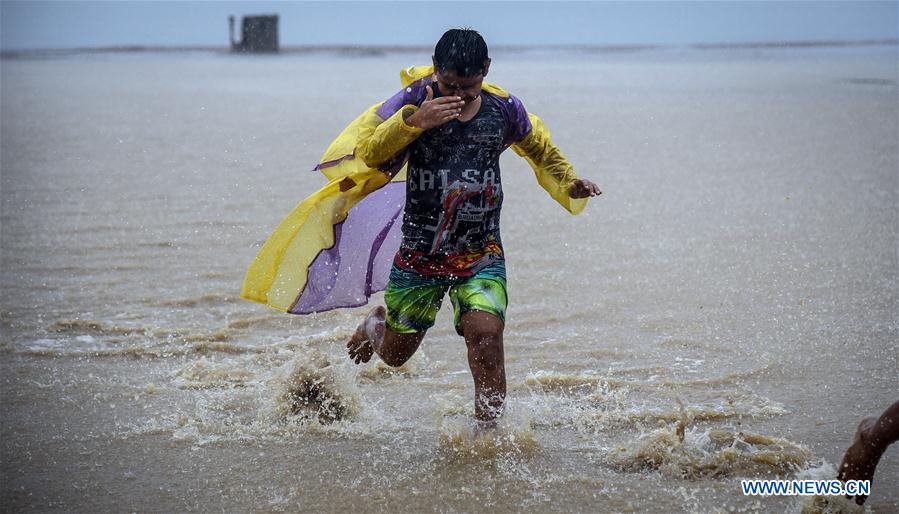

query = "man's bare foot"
(346, 323), (373, 364)
(837, 416), (880, 505)
(346, 306), (385, 365)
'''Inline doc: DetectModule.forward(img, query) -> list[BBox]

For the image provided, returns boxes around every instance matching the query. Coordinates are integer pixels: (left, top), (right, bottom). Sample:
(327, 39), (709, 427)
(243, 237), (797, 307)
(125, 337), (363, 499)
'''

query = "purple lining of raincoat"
(313, 153), (356, 171)
(290, 182), (405, 314)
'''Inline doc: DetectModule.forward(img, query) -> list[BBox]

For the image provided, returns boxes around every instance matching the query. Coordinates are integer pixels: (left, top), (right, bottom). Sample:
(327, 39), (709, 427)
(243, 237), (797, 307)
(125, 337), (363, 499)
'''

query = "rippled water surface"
(2, 48), (897, 512)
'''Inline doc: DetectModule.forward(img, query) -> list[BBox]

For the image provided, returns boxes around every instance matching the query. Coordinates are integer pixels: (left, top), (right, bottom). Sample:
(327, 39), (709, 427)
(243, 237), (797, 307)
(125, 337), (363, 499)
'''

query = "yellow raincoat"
(241, 65), (588, 314)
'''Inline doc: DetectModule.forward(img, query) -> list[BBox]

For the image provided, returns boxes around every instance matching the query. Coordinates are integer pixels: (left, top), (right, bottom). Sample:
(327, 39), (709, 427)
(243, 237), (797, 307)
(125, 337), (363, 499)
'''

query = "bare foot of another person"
(346, 306), (385, 364)
(838, 416), (880, 505)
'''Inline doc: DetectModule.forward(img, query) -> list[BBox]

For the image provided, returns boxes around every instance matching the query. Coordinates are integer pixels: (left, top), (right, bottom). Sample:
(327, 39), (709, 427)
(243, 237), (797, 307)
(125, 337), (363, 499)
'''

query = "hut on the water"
(229, 15), (279, 53)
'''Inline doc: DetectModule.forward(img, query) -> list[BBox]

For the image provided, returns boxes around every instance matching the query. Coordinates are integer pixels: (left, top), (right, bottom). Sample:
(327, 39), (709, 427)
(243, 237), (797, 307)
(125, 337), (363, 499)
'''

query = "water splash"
(609, 424), (815, 478)
(273, 350), (361, 424)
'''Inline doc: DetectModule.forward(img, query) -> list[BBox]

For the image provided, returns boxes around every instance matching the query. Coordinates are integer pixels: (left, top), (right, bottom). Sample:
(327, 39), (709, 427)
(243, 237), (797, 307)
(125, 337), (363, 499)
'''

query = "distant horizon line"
(2, 38), (896, 58)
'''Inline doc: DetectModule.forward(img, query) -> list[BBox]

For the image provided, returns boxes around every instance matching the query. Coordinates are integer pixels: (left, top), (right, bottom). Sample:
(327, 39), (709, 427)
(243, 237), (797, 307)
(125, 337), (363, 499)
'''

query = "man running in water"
(346, 28), (600, 426)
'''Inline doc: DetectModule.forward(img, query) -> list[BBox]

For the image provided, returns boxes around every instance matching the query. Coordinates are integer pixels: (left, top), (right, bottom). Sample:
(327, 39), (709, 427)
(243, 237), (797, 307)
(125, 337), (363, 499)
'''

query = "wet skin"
(837, 400), (899, 505)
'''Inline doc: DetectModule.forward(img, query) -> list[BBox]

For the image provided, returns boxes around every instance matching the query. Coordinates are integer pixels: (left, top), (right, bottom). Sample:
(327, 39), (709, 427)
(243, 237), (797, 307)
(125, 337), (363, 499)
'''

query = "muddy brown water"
(2, 47), (897, 512)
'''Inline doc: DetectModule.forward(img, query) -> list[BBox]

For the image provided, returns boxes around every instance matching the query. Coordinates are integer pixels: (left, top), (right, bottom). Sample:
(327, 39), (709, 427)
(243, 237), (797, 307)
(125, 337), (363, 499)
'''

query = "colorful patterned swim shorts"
(384, 259), (507, 336)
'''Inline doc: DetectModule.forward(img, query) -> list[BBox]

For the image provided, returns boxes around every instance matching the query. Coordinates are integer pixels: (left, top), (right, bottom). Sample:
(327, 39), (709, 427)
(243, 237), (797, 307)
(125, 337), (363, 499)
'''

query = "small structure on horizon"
(229, 15), (279, 53)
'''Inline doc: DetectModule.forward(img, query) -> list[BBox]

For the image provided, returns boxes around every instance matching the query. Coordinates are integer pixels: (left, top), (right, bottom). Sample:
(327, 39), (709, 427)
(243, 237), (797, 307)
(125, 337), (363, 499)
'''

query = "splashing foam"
(171, 356), (254, 389)
(357, 349), (429, 381)
(794, 463), (864, 514)
(435, 396), (540, 461)
(272, 350), (361, 425)
(610, 423), (815, 478)
(524, 371), (630, 392)
(521, 370), (789, 439)
(438, 419), (540, 462)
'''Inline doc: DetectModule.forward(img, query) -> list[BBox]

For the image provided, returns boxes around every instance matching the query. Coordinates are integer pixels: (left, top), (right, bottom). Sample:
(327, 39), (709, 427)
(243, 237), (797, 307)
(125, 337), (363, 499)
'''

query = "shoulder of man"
(484, 91), (532, 146)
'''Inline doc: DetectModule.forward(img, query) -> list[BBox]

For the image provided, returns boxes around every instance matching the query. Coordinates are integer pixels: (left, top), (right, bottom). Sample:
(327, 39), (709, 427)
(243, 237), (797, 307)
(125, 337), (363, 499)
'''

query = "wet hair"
(433, 28), (489, 77)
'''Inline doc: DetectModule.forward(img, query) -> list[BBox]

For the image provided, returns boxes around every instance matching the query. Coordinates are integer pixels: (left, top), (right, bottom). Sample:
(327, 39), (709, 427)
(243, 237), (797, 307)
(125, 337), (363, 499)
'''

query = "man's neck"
(458, 96), (482, 122)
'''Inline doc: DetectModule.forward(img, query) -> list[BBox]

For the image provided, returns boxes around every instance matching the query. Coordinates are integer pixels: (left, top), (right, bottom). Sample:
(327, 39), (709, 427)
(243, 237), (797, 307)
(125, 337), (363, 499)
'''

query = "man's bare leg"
(346, 306), (425, 367)
(837, 399), (899, 505)
(460, 310), (506, 426)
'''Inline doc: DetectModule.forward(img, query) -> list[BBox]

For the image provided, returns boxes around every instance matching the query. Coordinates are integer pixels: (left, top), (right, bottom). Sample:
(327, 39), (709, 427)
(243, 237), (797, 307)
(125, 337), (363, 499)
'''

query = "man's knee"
(466, 330), (504, 370)
(380, 350), (413, 368)
(379, 331), (423, 368)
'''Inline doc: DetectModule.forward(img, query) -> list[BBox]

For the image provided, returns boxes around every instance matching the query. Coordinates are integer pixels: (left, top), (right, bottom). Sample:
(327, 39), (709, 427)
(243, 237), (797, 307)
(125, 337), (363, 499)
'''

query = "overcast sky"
(1, 1), (897, 50)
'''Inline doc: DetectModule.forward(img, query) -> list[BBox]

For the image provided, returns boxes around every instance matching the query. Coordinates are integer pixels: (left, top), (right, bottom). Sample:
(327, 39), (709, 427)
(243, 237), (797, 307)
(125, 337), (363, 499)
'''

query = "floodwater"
(2, 46), (897, 512)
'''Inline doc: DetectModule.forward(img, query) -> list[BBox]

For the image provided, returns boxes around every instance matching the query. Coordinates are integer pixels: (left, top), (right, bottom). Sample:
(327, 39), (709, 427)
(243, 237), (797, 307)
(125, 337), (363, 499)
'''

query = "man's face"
(434, 69), (484, 105)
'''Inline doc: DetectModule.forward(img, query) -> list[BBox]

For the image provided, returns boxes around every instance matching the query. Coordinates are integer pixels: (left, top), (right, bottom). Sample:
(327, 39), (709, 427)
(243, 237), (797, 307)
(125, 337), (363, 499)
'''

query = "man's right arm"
(356, 103), (424, 169)
(356, 84), (463, 170)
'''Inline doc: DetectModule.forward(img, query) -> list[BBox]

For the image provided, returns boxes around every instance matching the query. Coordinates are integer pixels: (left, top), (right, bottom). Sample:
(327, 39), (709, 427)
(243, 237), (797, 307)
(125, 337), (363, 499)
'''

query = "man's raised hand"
(406, 85), (464, 130)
